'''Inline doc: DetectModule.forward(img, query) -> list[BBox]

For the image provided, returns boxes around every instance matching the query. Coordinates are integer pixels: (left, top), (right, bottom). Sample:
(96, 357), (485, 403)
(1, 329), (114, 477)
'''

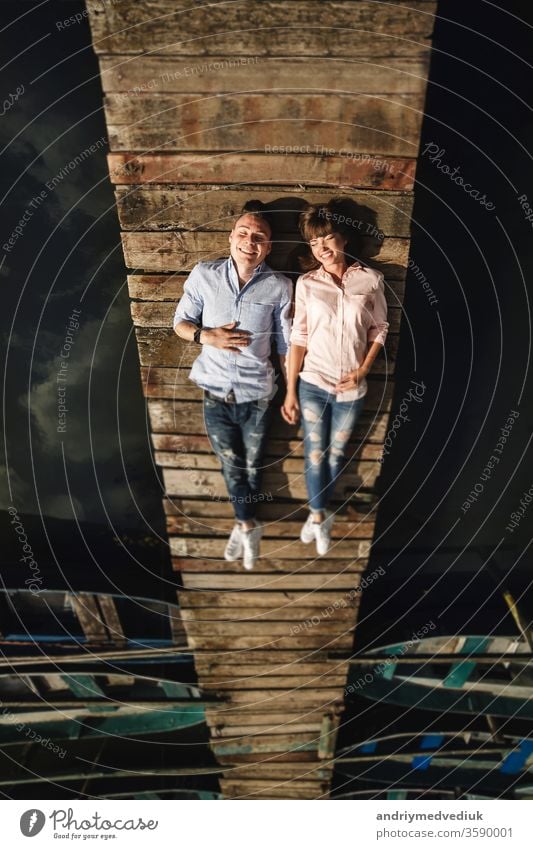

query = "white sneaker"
(313, 511), (335, 556)
(241, 522), (263, 570)
(300, 512), (316, 544)
(301, 510), (334, 545)
(224, 524), (243, 561)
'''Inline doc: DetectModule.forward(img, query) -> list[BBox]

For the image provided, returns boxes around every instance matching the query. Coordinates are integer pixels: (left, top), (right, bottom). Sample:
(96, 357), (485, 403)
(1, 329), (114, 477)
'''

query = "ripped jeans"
(298, 379), (365, 512)
(203, 393), (272, 521)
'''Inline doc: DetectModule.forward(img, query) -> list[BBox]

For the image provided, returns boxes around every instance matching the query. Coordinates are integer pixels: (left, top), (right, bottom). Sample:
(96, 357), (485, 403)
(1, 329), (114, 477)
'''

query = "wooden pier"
(87, 0), (438, 799)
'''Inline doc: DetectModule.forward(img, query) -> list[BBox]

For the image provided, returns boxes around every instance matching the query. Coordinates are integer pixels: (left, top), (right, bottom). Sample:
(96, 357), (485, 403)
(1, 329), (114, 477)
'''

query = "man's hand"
(335, 367), (368, 393)
(202, 322), (252, 352)
(281, 392), (300, 425)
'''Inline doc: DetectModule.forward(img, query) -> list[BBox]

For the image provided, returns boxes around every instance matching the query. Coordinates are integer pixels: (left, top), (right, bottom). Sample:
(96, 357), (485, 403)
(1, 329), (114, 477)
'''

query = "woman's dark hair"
(298, 198), (364, 271)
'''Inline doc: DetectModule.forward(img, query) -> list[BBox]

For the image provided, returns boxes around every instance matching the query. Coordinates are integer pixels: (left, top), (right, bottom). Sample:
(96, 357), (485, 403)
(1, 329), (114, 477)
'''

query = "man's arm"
(175, 320), (252, 352)
(173, 265), (251, 351)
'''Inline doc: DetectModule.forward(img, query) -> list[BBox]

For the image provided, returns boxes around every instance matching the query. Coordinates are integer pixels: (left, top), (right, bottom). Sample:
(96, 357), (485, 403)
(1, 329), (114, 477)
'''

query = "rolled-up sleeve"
(272, 281), (293, 355)
(289, 277), (308, 347)
(173, 265), (204, 328)
(367, 272), (389, 346)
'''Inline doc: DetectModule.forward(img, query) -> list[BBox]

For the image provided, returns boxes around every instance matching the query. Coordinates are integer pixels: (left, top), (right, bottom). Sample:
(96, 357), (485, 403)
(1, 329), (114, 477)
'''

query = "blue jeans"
(203, 394), (271, 521)
(298, 379), (365, 512)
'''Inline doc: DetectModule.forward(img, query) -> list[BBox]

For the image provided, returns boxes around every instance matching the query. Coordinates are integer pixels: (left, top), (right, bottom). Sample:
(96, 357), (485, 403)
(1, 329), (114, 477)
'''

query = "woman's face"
(309, 231), (347, 267)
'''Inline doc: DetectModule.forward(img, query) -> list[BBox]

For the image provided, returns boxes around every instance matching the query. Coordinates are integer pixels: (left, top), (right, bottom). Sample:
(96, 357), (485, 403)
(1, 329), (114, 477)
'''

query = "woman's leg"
(324, 395), (366, 506)
(298, 380), (332, 513)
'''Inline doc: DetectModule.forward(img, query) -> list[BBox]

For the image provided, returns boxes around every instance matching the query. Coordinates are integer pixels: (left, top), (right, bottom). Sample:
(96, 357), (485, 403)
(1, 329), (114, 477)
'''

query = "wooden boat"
(347, 634), (533, 718)
(0, 671), (219, 743)
(0, 588), (188, 661)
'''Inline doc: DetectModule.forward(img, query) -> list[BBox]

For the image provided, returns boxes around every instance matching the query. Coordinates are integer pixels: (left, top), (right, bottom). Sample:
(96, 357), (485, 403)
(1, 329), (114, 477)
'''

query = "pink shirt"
(289, 260), (389, 401)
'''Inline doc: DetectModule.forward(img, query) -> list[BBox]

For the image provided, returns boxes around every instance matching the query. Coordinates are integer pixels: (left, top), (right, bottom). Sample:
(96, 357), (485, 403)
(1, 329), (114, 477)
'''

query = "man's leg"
(239, 397), (272, 517)
(203, 395), (250, 522)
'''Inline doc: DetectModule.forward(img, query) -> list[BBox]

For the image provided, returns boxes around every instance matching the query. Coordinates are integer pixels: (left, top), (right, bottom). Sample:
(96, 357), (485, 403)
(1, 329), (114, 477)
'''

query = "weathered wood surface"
(87, 1), (437, 57)
(163, 469), (379, 501)
(163, 498), (376, 523)
(147, 398), (391, 439)
(128, 272), (407, 301)
(108, 153), (417, 191)
(121, 231), (410, 271)
(173, 558), (367, 575)
(87, 0), (437, 801)
(179, 591), (360, 609)
(154, 433), (383, 460)
(105, 93), (424, 155)
(136, 328), (399, 373)
(178, 572), (364, 591)
(117, 187), (414, 235)
(100, 56), (430, 96)
(166, 515), (373, 539)
(131, 302), (402, 334)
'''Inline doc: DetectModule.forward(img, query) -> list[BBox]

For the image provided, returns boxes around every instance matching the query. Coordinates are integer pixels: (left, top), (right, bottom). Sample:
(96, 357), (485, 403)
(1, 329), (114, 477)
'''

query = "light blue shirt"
(173, 257), (293, 402)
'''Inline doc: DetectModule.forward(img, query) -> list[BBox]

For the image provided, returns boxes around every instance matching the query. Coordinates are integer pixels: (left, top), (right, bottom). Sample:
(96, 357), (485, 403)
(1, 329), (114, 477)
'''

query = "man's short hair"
(235, 199), (272, 236)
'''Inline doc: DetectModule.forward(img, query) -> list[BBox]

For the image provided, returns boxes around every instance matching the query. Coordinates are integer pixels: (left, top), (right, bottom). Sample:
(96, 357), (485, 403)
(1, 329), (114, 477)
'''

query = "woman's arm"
(281, 344), (306, 424)
(281, 278), (308, 424)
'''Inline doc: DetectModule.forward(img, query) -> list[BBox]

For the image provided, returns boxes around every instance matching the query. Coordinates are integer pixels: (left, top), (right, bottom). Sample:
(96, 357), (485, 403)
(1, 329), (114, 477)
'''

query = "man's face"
(229, 213), (272, 269)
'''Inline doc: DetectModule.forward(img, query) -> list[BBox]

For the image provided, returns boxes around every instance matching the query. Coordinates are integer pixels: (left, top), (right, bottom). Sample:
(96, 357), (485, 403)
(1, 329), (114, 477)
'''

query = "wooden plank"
(105, 93), (424, 156)
(182, 619), (355, 636)
(100, 56), (430, 96)
(196, 661), (349, 676)
(184, 634), (354, 650)
(212, 722), (323, 737)
(166, 516), (374, 540)
(97, 595), (127, 644)
(219, 780), (328, 800)
(147, 397), (392, 436)
(163, 469), (381, 501)
(69, 594), (108, 643)
(203, 674), (346, 688)
(171, 535), (370, 560)
(87, 1), (437, 57)
(108, 153), (416, 191)
(115, 184), (413, 238)
(153, 430), (384, 461)
(212, 733), (320, 753)
(121, 231), (410, 272)
(173, 558), (366, 574)
(131, 302), (402, 332)
(138, 328), (398, 373)
(142, 371), (395, 412)
(165, 498), (376, 523)
(219, 761), (331, 776)
(128, 272), (406, 301)
(161, 452), (381, 478)
(178, 591), (360, 609)
(206, 707), (340, 725)
(180, 573), (363, 590)
(182, 607), (354, 624)
(212, 688), (345, 706)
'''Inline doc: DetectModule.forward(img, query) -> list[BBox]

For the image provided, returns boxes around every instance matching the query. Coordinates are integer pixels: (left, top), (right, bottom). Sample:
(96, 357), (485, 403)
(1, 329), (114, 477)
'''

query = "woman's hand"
(335, 367), (368, 393)
(281, 392), (300, 425)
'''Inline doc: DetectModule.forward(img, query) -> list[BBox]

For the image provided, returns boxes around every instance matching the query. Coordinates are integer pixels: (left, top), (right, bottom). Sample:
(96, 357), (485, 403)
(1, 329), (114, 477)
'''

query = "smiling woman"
(282, 199), (389, 555)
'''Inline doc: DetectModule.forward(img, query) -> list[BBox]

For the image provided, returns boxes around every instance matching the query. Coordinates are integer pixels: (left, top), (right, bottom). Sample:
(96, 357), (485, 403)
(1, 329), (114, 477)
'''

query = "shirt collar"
(227, 256), (266, 289)
(317, 259), (365, 282)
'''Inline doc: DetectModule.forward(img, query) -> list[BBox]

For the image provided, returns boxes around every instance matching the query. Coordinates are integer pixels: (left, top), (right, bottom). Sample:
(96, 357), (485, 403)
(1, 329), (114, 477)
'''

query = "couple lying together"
(173, 199), (389, 569)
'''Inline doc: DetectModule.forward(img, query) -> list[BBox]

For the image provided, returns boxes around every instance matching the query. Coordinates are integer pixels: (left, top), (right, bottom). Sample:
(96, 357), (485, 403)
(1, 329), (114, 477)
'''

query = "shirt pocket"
(346, 293), (375, 328)
(239, 301), (275, 333)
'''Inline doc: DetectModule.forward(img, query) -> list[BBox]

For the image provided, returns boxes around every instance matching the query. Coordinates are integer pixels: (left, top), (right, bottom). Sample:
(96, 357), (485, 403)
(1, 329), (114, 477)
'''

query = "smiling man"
(173, 203), (293, 569)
